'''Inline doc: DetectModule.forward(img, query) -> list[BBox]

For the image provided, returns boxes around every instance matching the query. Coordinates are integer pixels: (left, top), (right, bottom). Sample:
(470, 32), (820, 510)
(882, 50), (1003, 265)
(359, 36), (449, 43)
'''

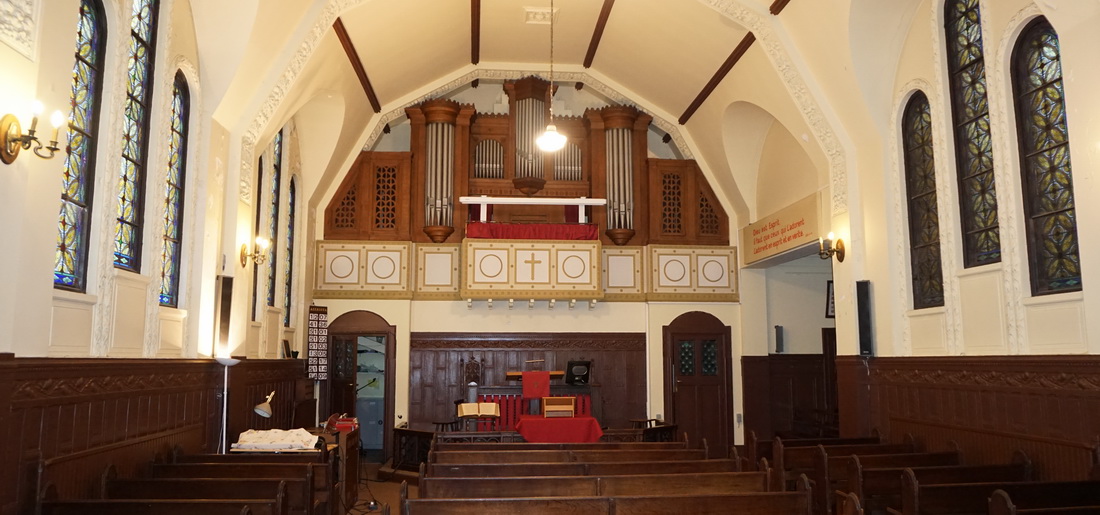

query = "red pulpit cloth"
(515, 415), (604, 443)
(521, 371), (550, 399)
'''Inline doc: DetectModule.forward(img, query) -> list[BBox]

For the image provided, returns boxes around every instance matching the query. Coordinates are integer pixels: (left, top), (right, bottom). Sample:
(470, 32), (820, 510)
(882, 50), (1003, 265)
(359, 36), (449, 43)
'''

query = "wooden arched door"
(663, 312), (733, 457)
(328, 310), (396, 462)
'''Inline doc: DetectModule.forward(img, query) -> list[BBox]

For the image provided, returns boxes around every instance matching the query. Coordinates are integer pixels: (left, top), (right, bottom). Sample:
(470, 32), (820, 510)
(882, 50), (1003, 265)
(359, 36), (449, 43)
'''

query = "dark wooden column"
(0, 353), (14, 515)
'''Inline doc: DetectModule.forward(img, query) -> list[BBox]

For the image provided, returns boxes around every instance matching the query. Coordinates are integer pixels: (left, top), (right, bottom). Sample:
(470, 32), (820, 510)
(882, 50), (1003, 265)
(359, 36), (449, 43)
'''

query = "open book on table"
(457, 402), (500, 418)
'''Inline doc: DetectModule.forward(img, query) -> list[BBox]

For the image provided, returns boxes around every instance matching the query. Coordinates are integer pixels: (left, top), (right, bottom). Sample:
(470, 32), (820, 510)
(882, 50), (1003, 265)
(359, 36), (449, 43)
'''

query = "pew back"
(428, 448), (706, 464)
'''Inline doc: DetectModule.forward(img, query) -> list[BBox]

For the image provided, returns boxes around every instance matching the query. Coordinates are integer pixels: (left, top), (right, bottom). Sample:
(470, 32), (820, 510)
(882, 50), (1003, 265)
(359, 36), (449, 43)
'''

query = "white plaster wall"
(765, 254), (835, 355)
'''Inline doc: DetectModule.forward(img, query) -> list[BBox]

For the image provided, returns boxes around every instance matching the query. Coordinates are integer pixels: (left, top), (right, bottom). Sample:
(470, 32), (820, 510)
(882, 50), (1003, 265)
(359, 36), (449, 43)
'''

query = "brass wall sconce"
(819, 232), (845, 262)
(0, 101), (65, 164)
(240, 236), (271, 266)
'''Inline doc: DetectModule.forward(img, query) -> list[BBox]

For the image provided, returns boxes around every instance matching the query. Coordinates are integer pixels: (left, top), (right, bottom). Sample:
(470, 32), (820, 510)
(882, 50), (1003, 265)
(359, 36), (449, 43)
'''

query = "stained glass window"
(283, 179), (296, 327)
(902, 91), (945, 309)
(701, 340), (718, 376)
(945, 0), (1000, 267)
(251, 157), (263, 321)
(1011, 18), (1081, 295)
(114, 0), (160, 271)
(55, 0), (106, 291)
(159, 72), (189, 307)
(267, 131), (283, 307)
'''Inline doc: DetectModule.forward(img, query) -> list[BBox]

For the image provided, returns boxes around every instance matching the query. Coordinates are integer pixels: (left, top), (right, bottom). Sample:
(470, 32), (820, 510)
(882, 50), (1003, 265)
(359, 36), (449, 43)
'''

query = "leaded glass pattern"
(159, 73), (188, 307)
(267, 130), (282, 307)
(114, 0), (160, 271)
(902, 92), (945, 309)
(945, 0), (1000, 267)
(251, 157), (263, 320)
(678, 341), (695, 376)
(1012, 18), (1081, 295)
(701, 340), (718, 376)
(55, 0), (106, 291)
(283, 179), (296, 327)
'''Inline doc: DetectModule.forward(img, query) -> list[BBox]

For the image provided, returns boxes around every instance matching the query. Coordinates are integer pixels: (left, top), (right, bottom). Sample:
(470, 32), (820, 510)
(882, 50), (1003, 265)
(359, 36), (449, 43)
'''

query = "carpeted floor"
(342, 459), (417, 514)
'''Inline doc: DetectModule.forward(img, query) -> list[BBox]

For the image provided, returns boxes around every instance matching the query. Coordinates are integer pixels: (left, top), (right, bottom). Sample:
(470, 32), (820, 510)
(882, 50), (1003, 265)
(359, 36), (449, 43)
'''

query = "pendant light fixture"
(535, 0), (567, 153)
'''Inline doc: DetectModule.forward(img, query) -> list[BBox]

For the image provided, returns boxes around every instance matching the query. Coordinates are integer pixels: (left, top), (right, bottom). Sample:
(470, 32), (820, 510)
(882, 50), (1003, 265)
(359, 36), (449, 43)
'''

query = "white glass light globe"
(536, 124), (567, 152)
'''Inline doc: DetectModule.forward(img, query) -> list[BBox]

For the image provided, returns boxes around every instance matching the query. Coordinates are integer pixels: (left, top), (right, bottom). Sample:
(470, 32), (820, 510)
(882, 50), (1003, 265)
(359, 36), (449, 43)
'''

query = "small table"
(515, 415), (603, 443)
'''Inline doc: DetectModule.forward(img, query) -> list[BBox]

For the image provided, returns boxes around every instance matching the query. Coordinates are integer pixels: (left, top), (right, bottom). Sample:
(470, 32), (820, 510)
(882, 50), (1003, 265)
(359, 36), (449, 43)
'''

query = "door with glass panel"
(664, 312), (732, 457)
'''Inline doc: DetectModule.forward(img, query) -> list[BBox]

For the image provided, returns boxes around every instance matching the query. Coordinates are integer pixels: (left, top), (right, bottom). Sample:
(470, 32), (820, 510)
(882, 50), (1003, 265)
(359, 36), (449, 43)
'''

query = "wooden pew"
(431, 441), (686, 451)
(40, 499), (259, 515)
(845, 451), (1031, 514)
(170, 453), (333, 515)
(424, 458), (741, 478)
(428, 448), (707, 464)
(148, 463), (314, 514)
(774, 436), (916, 490)
(401, 475), (814, 515)
(837, 491), (865, 515)
(419, 471), (771, 498)
(816, 448), (961, 514)
(102, 478), (290, 515)
(893, 468), (1100, 515)
(745, 430), (880, 470)
(989, 488), (1100, 515)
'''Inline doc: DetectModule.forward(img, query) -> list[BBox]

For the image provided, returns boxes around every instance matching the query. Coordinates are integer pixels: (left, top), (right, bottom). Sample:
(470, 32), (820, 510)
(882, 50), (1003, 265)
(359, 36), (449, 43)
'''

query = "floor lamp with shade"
(215, 356), (240, 454)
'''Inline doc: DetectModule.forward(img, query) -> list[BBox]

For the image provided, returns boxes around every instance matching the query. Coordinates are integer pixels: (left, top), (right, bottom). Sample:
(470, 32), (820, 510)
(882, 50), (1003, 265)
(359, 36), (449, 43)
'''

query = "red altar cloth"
(465, 222), (598, 240)
(515, 415), (603, 443)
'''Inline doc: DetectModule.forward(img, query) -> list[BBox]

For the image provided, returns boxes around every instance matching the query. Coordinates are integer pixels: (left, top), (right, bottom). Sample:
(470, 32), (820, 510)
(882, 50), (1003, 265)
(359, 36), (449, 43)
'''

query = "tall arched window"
(251, 157), (263, 320)
(283, 178), (296, 327)
(159, 72), (189, 307)
(267, 130), (283, 307)
(945, 0), (999, 267)
(903, 91), (945, 309)
(55, 0), (107, 291)
(1011, 18), (1081, 295)
(114, 0), (160, 271)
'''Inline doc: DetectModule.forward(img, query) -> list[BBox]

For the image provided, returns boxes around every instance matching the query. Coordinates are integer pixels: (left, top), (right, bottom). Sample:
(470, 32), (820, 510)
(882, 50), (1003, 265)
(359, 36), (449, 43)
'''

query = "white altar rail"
(459, 196), (608, 224)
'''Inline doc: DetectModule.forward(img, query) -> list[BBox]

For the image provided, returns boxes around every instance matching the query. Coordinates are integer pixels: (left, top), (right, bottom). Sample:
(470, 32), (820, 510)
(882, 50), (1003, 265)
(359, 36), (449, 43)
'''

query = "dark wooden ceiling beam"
(678, 32), (755, 125)
(769, 0), (791, 15)
(583, 0), (615, 68)
(333, 17), (381, 113)
(471, 0), (481, 64)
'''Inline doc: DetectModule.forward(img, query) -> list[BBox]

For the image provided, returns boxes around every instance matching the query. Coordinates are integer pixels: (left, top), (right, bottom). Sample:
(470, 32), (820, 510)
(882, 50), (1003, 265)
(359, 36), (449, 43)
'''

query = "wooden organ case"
(324, 76), (728, 247)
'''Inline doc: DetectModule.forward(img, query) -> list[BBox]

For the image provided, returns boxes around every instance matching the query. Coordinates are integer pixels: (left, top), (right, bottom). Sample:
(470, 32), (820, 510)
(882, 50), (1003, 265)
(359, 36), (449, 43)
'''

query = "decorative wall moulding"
(461, 239), (602, 300)
(648, 245), (738, 302)
(313, 241), (412, 299)
(314, 239), (739, 302)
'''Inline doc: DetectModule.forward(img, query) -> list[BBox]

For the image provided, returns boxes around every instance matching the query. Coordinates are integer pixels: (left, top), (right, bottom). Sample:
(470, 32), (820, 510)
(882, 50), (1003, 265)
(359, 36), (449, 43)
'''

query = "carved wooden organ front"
(324, 76), (728, 247)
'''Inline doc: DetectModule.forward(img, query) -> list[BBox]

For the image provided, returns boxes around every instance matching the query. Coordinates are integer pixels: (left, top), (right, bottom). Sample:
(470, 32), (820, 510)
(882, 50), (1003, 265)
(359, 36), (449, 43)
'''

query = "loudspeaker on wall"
(856, 280), (873, 356)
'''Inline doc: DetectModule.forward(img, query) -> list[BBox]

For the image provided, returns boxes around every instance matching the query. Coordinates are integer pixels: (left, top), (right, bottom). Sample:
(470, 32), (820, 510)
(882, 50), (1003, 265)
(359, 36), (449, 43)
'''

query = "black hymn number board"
(307, 305), (329, 380)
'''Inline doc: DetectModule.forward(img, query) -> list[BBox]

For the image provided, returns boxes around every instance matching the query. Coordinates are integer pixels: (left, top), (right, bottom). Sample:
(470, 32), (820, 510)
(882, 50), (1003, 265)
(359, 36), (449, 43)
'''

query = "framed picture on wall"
(826, 280), (835, 318)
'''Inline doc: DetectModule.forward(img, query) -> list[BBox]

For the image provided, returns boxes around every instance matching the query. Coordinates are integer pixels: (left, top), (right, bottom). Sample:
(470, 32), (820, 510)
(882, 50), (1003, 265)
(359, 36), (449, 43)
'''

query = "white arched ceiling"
(190, 0), (257, 116)
(721, 101), (774, 222)
(848, 0), (923, 131)
(293, 92), (346, 203)
(755, 118), (821, 218)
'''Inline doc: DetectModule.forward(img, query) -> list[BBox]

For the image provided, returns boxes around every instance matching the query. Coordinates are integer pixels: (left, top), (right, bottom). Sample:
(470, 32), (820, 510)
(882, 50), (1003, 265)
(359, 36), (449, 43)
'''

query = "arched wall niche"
(756, 121), (822, 219)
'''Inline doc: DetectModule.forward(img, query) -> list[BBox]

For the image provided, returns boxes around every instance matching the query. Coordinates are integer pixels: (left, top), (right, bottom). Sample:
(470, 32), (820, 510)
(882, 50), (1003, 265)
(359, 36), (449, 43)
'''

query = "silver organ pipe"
(554, 142), (582, 181)
(515, 98), (545, 179)
(475, 140), (504, 179)
(425, 122), (455, 226)
(606, 127), (633, 230)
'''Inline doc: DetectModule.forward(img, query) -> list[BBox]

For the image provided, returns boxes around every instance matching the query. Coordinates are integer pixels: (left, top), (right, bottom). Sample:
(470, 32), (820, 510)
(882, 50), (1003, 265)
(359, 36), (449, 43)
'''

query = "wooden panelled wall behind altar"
(408, 332), (646, 429)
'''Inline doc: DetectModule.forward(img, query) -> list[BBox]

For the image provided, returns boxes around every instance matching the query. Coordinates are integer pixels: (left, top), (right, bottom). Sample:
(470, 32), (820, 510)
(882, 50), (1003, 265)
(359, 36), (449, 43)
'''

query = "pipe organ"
(329, 76), (727, 247)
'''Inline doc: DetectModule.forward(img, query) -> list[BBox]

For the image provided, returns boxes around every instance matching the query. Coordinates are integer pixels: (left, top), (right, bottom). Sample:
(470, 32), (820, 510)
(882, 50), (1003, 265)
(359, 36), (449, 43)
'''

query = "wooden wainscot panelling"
(0, 357), (309, 515)
(835, 355), (872, 437)
(408, 333), (646, 430)
(601, 246), (646, 301)
(768, 354), (831, 438)
(647, 245), (738, 302)
(740, 355), (773, 441)
(864, 355), (1100, 481)
(314, 240), (412, 299)
(6, 359), (219, 514)
(413, 243), (461, 300)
